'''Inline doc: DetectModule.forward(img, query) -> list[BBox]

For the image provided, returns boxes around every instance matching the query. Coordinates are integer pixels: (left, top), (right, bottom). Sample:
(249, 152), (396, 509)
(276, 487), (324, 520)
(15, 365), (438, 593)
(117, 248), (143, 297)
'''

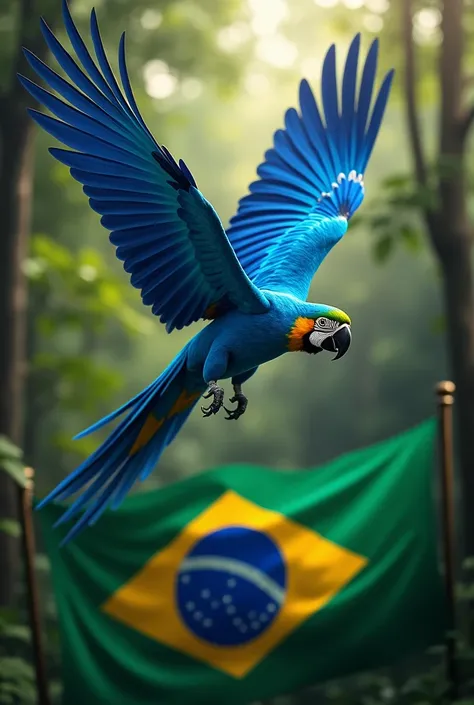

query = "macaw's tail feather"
(37, 346), (202, 544)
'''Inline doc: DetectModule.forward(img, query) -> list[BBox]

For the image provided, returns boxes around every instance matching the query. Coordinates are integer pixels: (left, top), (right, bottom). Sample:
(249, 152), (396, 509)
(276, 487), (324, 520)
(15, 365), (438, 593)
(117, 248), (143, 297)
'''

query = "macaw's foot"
(201, 381), (224, 417)
(224, 384), (248, 421)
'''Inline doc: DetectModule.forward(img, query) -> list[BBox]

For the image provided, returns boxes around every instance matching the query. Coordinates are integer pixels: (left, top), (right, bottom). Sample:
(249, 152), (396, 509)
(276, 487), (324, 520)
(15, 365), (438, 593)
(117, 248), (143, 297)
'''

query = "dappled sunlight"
(255, 34), (299, 68)
(248, 0), (289, 36)
(140, 9), (163, 31)
(362, 13), (384, 32)
(216, 22), (252, 52)
(413, 8), (442, 45)
(3, 0), (473, 702)
(143, 60), (178, 99)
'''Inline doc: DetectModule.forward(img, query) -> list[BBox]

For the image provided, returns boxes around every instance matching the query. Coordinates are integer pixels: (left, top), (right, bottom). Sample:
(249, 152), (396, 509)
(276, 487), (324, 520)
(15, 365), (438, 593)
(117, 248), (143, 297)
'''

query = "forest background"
(1, 0), (472, 703)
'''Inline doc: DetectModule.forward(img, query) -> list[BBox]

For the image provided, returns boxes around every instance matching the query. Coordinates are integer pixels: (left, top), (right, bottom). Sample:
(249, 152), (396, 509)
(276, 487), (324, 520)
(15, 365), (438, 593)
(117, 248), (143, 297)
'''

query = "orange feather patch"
(130, 389), (201, 456)
(203, 303), (220, 320)
(129, 416), (164, 456)
(169, 390), (201, 416)
(287, 317), (315, 352)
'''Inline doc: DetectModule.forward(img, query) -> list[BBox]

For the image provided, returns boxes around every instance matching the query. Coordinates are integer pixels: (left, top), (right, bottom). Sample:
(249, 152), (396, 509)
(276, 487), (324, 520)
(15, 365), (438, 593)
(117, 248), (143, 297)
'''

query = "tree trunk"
(438, 241), (474, 554)
(403, 0), (474, 556)
(0, 0), (61, 606)
(434, 0), (474, 556)
(0, 101), (35, 605)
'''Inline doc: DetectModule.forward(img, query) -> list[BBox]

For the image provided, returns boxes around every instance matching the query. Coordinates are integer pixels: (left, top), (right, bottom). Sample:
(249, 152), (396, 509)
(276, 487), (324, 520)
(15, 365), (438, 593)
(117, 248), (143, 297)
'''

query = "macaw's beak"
(320, 323), (352, 360)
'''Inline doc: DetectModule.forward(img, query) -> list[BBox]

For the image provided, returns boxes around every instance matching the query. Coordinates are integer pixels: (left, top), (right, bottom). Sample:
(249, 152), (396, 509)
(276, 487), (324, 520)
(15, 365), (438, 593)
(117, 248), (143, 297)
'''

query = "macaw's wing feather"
(20, 0), (269, 332)
(226, 34), (394, 301)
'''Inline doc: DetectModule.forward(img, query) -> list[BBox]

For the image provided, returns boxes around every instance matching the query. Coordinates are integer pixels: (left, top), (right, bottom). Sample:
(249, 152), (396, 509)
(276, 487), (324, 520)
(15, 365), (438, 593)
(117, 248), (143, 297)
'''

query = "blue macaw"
(22, 1), (394, 542)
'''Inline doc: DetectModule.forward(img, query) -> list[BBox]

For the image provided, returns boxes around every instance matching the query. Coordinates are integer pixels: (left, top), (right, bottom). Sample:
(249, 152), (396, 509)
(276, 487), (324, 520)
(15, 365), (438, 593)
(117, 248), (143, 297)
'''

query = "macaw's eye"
(316, 317), (328, 328)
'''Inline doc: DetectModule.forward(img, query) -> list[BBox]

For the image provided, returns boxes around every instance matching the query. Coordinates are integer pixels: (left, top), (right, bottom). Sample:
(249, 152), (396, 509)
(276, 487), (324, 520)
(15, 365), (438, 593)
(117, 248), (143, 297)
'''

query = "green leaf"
(0, 520), (21, 538)
(31, 234), (72, 271)
(78, 247), (104, 270)
(34, 553), (50, 573)
(383, 174), (413, 190)
(463, 556), (474, 571)
(0, 436), (22, 460)
(0, 657), (34, 679)
(373, 236), (394, 263)
(1, 624), (30, 642)
(371, 214), (393, 230)
(0, 459), (26, 488)
(400, 225), (422, 252)
(0, 661), (36, 705)
(37, 316), (57, 337)
(0, 436), (25, 488)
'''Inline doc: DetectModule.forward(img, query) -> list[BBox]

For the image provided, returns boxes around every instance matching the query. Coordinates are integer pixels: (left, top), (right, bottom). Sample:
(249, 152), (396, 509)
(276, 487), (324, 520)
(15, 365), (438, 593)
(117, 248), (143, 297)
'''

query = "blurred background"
(12, 0), (446, 489)
(1, 0), (473, 702)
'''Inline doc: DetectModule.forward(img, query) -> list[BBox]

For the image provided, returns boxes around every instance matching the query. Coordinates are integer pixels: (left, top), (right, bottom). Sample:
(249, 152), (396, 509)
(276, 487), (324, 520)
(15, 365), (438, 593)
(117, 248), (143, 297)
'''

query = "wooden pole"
(436, 381), (459, 701)
(19, 467), (51, 705)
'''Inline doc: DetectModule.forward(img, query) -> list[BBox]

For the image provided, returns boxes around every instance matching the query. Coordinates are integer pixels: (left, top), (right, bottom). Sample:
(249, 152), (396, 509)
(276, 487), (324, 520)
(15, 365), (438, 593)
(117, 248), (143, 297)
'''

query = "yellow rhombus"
(102, 490), (367, 678)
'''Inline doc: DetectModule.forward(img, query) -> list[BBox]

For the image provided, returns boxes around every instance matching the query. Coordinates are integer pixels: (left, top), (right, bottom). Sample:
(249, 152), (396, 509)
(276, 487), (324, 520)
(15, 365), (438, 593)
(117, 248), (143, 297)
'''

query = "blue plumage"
(21, 2), (268, 334)
(22, 1), (393, 541)
(38, 347), (194, 544)
(227, 34), (394, 296)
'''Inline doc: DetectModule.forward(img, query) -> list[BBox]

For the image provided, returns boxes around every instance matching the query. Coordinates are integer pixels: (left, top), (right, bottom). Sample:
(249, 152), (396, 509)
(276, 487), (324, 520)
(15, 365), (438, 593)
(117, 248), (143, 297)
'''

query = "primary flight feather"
(21, 0), (394, 542)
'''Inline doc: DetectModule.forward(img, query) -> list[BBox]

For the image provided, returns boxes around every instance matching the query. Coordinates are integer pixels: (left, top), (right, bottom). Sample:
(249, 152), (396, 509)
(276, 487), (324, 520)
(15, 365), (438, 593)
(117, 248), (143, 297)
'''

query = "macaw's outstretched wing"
(226, 34), (394, 301)
(20, 1), (269, 332)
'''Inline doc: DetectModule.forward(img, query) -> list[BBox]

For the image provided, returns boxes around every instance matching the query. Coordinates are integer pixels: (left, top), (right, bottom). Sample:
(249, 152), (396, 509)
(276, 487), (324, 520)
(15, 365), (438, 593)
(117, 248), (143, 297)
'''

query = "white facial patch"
(309, 317), (339, 348)
(309, 329), (333, 347)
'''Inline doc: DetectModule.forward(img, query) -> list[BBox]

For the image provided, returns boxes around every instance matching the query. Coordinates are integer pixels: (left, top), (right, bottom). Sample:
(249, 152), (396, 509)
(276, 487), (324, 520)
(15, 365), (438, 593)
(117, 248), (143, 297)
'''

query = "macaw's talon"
(201, 382), (224, 417)
(224, 392), (248, 421)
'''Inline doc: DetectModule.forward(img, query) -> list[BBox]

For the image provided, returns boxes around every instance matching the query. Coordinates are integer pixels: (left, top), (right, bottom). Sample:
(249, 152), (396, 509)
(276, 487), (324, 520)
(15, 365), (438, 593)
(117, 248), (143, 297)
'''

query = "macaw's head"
(288, 307), (352, 360)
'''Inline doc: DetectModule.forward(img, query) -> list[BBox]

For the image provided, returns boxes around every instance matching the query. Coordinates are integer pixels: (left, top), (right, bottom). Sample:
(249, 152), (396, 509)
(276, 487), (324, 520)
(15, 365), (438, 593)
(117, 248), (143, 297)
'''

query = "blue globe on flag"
(175, 526), (287, 646)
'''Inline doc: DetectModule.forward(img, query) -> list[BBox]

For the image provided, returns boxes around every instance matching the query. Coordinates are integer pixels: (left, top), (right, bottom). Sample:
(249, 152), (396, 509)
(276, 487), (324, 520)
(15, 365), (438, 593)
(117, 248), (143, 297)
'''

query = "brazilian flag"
(39, 420), (446, 705)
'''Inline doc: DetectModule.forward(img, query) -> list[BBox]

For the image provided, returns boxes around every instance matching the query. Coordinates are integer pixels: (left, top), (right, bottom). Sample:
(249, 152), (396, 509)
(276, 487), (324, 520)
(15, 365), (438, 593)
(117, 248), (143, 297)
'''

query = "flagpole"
(435, 381), (458, 701)
(20, 467), (51, 705)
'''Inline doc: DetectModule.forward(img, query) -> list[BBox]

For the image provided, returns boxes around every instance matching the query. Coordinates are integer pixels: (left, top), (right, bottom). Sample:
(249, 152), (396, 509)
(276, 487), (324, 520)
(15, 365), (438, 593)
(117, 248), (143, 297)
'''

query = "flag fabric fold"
(38, 419), (446, 705)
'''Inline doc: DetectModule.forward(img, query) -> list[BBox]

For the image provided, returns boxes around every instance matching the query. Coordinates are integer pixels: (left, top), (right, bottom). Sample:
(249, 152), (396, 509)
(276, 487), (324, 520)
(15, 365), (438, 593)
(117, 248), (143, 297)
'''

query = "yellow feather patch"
(130, 416), (164, 456)
(328, 308), (351, 325)
(169, 390), (201, 416)
(287, 317), (315, 352)
(130, 389), (201, 457)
